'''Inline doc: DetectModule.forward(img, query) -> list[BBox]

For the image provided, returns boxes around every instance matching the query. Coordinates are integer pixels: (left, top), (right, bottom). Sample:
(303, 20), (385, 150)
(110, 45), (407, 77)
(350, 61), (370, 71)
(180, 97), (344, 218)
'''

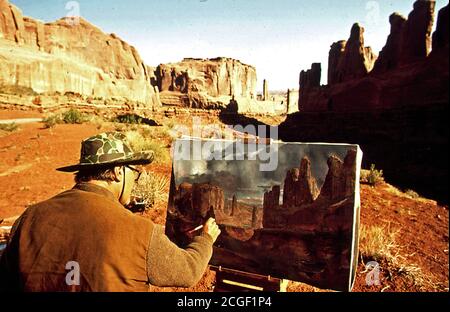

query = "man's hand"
(203, 218), (221, 243)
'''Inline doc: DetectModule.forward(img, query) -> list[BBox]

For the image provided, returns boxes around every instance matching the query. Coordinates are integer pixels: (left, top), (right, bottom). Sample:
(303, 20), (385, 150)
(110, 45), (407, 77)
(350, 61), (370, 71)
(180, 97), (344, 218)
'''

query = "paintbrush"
(185, 225), (204, 234)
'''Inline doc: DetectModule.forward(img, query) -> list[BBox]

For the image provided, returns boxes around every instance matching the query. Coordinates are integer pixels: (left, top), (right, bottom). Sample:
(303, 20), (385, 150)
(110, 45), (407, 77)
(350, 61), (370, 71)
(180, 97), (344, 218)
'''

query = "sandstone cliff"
(155, 57), (269, 112)
(298, 0), (446, 113)
(156, 57), (256, 98)
(372, 13), (407, 73)
(328, 23), (377, 85)
(432, 3), (449, 52)
(286, 1), (448, 203)
(0, 0), (160, 110)
(399, 0), (436, 65)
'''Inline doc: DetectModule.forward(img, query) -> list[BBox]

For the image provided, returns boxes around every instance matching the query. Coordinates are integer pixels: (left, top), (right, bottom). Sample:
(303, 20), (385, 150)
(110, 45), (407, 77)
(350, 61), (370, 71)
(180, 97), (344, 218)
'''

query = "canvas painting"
(165, 137), (363, 291)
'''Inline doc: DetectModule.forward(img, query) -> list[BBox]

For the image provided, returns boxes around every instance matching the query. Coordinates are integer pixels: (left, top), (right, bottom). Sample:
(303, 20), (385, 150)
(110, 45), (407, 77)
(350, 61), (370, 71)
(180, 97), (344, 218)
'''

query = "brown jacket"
(0, 183), (213, 292)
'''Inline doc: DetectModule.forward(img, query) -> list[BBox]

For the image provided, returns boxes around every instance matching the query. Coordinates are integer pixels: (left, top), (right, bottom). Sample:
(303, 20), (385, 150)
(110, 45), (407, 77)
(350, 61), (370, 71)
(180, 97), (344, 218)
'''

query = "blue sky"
(10, 0), (449, 91)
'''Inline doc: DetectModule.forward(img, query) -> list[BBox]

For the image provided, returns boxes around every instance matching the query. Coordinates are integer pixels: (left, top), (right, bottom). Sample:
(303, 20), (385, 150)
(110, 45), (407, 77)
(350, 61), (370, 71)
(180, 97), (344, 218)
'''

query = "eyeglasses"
(125, 165), (142, 183)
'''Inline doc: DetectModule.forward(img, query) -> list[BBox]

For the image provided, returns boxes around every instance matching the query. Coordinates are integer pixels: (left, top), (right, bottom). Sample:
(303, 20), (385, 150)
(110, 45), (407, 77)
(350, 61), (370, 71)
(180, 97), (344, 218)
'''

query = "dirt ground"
(0, 109), (448, 292)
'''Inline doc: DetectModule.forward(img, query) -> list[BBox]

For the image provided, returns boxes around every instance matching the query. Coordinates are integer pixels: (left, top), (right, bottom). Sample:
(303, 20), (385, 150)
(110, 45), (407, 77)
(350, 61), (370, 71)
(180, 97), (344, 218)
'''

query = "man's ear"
(113, 166), (123, 183)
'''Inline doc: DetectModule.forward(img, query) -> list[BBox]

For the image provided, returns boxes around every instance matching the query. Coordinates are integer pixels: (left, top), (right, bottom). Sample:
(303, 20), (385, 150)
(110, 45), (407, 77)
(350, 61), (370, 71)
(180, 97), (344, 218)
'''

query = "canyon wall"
(298, 0), (447, 113)
(155, 57), (272, 113)
(0, 0), (160, 110)
(283, 1), (448, 203)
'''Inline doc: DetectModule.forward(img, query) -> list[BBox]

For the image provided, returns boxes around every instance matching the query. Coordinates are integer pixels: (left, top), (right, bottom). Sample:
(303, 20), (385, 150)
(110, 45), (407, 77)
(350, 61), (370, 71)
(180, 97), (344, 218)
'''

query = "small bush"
(62, 109), (86, 124)
(0, 123), (19, 132)
(404, 189), (420, 199)
(42, 115), (62, 128)
(132, 172), (169, 212)
(361, 164), (384, 186)
(141, 126), (171, 141)
(114, 114), (144, 124)
(42, 109), (90, 128)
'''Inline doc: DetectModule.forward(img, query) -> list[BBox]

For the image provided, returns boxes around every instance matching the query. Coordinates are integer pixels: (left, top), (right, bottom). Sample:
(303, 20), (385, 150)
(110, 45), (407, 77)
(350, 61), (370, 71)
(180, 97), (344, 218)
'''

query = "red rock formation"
(319, 155), (344, 201)
(319, 150), (357, 201)
(262, 185), (280, 228)
(298, 0), (447, 113)
(372, 13), (407, 73)
(432, 4), (449, 52)
(0, 0), (160, 109)
(231, 194), (237, 216)
(263, 79), (269, 101)
(298, 63), (323, 111)
(263, 185), (280, 211)
(0, 0), (25, 44)
(283, 157), (319, 207)
(156, 66), (189, 93)
(330, 23), (377, 84)
(283, 168), (299, 207)
(343, 149), (358, 201)
(262, 150), (357, 229)
(172, 181), (225, 229)
(300, 63), (321, 89)
(297, 157), (320, 205)
(156, 57), (257, 109)
(192, 183), (225, 218)
(251, 206), (258, 228)
(399, 0), (435, 65)
(328, 41), (347, 85)
(168, 182), (224, 247)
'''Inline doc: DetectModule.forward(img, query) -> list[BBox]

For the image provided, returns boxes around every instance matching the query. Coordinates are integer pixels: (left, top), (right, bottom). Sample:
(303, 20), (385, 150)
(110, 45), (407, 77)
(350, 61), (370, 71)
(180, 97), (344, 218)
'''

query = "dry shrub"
(42, 114), (62, 128)
(359, 224), (445, 291)
(360, 164), (384, 186)
(132, 172), (169, 212)
(42, 109), (92, 128)
(404, 189), (420, 199)
(0, 123), (19, 132)
(141, 126), (171, 141)
(62, 108), (87, 124)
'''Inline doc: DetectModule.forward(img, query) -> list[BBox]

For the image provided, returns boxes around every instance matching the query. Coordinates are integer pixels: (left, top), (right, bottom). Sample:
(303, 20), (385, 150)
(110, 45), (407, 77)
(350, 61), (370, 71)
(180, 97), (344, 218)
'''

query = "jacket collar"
(73, 183), (117, 202)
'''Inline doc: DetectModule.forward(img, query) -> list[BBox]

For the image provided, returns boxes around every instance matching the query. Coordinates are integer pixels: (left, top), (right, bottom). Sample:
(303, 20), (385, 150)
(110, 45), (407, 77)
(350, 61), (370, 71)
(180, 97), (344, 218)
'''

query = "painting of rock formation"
(165, 138), (363, 291)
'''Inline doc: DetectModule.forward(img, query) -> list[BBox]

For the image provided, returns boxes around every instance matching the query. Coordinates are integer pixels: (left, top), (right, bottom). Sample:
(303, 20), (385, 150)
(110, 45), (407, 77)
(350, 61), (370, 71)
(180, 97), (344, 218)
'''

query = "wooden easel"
(210, 266), (288, 292)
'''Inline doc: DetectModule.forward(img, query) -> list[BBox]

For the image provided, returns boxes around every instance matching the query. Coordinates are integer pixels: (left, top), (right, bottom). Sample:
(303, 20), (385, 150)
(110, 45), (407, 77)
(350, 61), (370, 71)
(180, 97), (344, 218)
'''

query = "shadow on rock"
(218, 98), (275, 138)
(115, 113), (161, 126)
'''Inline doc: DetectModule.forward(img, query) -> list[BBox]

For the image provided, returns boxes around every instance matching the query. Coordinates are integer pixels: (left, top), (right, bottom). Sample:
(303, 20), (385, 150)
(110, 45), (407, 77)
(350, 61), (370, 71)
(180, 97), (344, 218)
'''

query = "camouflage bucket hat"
(57, 132), (154, 172)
